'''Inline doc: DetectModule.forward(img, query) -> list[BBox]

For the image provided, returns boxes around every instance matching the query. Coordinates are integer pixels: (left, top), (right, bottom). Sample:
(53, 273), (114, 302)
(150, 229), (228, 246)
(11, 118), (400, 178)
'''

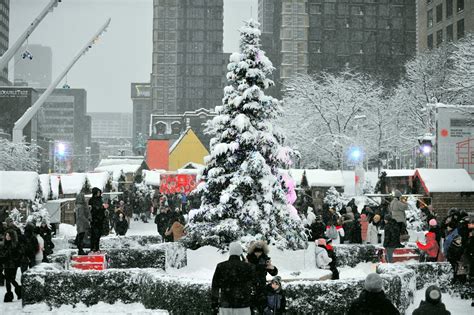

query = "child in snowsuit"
(315, 238), (332, 269)
(263, 276), (286, 315)
(416, 231), (440, 262)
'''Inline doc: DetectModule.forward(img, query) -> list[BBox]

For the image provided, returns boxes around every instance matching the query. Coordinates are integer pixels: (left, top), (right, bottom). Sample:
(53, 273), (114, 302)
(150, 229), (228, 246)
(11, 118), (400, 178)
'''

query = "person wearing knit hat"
(263, 276), (286, 314)
(412, 285), (451, 314)
(211, 241), (254, 315)
(348, 273), (399, 315)
(429, 219), (437, 226)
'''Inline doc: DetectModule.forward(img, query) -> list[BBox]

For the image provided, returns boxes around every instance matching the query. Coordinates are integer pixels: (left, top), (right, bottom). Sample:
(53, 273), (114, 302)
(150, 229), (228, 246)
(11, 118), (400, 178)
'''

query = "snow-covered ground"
(1, 220), (471, 314)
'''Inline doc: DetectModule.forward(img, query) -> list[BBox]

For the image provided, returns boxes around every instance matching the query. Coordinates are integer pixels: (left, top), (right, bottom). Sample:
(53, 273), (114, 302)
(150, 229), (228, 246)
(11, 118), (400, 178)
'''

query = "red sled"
(71, 262), (106, 271)
(380, 248), (419, 263)
(71, 254), (106, 264)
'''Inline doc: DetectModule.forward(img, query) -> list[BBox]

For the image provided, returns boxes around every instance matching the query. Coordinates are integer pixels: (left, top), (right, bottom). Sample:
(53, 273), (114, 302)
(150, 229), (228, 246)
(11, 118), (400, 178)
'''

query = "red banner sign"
(159, 174), (197, 194)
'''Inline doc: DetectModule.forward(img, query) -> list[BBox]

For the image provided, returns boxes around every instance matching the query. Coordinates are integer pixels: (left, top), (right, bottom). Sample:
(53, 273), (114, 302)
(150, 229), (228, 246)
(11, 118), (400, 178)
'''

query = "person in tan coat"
(165, 217), (186, 241)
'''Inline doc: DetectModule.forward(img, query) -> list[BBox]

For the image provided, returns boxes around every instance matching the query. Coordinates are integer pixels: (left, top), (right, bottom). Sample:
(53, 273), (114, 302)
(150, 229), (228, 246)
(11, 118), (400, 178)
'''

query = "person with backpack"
(325, 217), (344, 245)
(444, 222), (467, 284)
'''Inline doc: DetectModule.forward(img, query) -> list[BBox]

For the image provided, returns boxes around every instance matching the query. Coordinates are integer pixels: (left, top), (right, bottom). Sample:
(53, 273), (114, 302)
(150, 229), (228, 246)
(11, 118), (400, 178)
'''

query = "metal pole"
(0, 0), (61, 71)
(12, 18), (111, 143)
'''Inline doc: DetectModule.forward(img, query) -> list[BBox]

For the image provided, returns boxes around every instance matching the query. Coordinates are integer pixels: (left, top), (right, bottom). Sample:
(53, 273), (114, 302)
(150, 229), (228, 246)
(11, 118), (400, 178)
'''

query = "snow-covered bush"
(186, 20), (306, 250)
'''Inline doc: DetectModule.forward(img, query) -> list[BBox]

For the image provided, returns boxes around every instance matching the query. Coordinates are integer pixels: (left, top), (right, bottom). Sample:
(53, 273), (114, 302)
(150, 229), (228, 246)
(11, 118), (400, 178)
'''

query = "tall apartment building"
(37, 88), (91, 171)
(14, 44), (53, 88)
(0, 0), (9, 85)
(150, 0), (224, 115)
(131, 82), (152, 154)
(89, 112), (133, 159)
(417, 0), (473, 52)
(259, 0), (417, 93)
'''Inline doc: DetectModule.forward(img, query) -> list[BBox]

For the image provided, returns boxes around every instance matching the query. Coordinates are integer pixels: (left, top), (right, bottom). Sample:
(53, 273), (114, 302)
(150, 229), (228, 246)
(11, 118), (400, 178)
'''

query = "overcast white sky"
(9, 0), (257, 113)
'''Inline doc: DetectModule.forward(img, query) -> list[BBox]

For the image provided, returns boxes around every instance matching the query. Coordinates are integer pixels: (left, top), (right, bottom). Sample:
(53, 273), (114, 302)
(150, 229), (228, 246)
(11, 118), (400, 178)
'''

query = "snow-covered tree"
(186, 20), (307, 250)
(0, 138), (39, 171)
(323, 186), (343, 211)
(280, 69), (382, 169)
(9, 208), (23, 226)
(448, 34), (474, 104)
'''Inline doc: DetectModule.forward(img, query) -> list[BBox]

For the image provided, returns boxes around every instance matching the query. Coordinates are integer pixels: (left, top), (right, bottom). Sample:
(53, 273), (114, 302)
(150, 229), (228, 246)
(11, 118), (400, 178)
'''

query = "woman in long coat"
(75, 192), (91, 255)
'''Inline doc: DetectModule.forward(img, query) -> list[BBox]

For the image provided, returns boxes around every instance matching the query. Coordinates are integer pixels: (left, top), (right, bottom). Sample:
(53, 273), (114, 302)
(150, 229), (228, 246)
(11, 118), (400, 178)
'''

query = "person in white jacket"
(315, 238), (332, 269)
(366, 214), (382, 244)
(34, 226), (44, 265)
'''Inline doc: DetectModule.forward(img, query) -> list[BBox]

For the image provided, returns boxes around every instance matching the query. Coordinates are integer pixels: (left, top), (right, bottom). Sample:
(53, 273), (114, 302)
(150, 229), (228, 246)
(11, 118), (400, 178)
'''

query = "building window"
(427, 9), (433, 28)
(427, 34), (433, 49)
(436, 4), (443, 23)
(456, 0), (464, 12)
(457, 19), (464, 39)
(446, 0), (453, 18)
(446, 24), (454, 41)
(436, 29), (443, 47)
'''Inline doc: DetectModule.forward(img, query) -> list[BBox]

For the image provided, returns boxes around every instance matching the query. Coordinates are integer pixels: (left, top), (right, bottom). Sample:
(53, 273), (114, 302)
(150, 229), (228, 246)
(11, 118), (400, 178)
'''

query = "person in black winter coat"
(154, 207), (171, 241)
(39, 220), (54, 262)
(348, 273), (399, 315)
(247, 240), (279, 313)
(412, 285), (451, 315)
(211, 242), (255, 315)
(114, 211), (128, 236)
(263, 276), (286, 315)
(21, 223), (39, 272)
(89, 187), (106, 252)
(0, 229), (23, 302)
(383, 215), (401, 263)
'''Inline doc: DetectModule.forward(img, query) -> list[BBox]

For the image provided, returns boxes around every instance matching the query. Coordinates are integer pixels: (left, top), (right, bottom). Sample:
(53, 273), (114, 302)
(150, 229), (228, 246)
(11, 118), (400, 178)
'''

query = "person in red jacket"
(416, 232), (440, 262)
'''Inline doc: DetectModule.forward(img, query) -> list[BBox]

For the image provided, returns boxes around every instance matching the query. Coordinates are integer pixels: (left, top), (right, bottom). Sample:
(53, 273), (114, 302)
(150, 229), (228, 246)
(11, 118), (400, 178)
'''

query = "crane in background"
(12, 18), (111, 143)
(0, 0), (63, 71)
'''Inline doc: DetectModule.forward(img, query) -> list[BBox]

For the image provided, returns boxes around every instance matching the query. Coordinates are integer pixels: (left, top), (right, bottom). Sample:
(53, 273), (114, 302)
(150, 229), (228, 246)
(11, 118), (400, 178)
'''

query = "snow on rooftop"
(0, 171), (39, 201)
(60, 173), (86, 195)
(97, 157), (143, 167)
(39, 174), (51, 200)
(382, 169), (415, 177)
(95, 164), (141, 181)
(283, 169), (344, 187)
(415, 168), (474, 193)
(143, 169), (166, 186)
(86, 172), (110, 190)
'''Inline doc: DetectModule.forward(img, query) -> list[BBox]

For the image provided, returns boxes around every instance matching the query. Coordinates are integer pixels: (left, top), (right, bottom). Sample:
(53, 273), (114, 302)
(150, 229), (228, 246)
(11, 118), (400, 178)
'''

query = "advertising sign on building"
(159, 174), (197, 194)
(436, 105), (474, 177)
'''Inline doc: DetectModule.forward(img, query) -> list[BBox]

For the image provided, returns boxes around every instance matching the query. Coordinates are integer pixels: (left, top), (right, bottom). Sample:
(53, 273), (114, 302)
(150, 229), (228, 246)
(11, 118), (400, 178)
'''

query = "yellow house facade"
(168, 128), (209, 171)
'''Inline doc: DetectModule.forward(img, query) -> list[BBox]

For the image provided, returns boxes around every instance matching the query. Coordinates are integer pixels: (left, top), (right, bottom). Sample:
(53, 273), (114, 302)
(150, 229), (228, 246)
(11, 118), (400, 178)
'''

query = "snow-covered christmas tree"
(323, 186), (343, 211)
(186, 20), (307, 250)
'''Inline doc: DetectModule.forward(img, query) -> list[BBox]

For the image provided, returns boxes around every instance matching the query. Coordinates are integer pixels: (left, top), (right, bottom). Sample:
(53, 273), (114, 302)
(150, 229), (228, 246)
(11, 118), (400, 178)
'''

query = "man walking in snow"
(211, 241), (255, 315)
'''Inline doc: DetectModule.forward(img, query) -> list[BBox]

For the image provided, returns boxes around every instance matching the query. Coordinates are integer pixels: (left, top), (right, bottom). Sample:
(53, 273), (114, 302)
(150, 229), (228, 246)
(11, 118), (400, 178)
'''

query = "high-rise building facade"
(89, 112), (133, 140)
(131, 82), (152, 154)
(0, 0), (9, 85)
(259, 0), (417, 93)
(150, 0), (224, 115)
(14, 44), (53, 88)
(37, 88), (91, 171)
(417, 0), (473, 52)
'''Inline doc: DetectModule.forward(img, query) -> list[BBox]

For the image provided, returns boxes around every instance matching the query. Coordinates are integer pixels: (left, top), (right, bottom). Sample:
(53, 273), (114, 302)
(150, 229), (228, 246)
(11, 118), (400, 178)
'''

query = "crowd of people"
(0, 216), (54, 303)
(211, 240), (455, 315)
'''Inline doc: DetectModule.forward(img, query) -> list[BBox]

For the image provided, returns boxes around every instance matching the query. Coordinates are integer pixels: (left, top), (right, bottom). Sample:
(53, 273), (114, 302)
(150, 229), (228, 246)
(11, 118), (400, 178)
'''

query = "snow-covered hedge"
(47, 242), (186, 270)
(333, 244), (381, 267)
(378, 262), (453, 290)
(100, 235), (163, 249)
